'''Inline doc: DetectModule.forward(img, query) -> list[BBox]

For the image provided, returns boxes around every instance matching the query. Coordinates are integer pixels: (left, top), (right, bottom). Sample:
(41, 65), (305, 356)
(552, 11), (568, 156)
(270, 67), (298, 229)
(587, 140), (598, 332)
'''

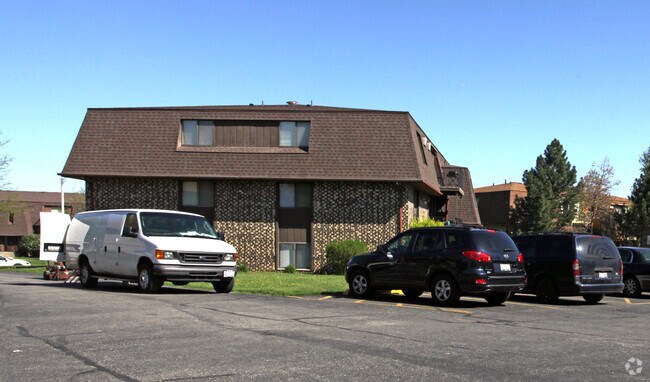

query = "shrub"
(237, 262), (250, 273)
(325, 240), (369, 274)
(409, 217), (445, 229)
(18, 234), (40, 257)
(283, 264), (297, 274)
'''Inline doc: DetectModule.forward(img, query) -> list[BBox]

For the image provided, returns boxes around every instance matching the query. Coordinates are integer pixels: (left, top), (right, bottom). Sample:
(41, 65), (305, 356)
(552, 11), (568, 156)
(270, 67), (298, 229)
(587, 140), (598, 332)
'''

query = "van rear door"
(39, 212), (71, 262)
(576, 236), (622, 284)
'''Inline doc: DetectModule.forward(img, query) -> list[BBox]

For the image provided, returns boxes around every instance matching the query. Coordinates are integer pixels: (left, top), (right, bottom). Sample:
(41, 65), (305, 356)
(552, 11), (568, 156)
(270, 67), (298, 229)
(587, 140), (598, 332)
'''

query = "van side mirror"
(376, 244), (386, 254)
(216, 232), (225, 241)
(124, 227), (138, 238)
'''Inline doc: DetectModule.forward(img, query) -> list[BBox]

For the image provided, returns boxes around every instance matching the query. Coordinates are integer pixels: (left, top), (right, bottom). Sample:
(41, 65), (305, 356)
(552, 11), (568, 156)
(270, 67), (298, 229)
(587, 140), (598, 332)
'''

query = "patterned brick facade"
(85, 177), (439, 272)
(212, 180), (276, 271)
(86, 177), (179, 211)
(312, 181), (408, 271)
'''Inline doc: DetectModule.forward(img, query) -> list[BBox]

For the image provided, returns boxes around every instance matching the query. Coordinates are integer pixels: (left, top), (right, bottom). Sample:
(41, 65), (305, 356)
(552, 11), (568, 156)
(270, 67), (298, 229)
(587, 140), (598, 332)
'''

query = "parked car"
(0, 255), (31, 267)
(41, 209), (238, 293)
(512, 233), (623, 304)
(345, 227), (527, 306)
(617, 246), (650, 296)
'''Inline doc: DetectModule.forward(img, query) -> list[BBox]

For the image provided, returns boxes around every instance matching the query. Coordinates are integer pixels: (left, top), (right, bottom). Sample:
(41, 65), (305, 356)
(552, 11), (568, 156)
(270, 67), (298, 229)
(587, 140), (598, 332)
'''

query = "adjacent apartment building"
(0, 191), (85, 252)
(60, 104), (481, 271)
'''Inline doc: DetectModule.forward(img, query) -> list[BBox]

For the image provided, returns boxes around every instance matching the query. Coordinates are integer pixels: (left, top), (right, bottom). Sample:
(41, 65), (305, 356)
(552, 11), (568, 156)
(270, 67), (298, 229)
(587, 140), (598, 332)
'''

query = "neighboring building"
(474, 181), (633, 233)
(474, 182), (527, 232)
(0, 191), (85, 252)
(60, 104), (481, 272)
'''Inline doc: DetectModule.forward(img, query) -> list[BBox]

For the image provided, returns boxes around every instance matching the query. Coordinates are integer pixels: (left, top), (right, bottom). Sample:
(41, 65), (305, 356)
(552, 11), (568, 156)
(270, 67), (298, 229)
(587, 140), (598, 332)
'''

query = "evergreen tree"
(624, 147), (650, 242)
(511, 139), (580, 233)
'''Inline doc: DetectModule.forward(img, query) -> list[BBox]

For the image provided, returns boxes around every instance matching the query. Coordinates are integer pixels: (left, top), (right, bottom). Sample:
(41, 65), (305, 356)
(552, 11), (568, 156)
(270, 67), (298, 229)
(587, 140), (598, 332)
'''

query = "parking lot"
(1, 272), (648, 381)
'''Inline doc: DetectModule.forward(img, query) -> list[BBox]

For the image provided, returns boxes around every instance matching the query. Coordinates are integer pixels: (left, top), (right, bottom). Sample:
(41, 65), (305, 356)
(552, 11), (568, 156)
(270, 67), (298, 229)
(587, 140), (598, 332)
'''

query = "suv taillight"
(462, 251), (492, 262)
(517, 253), (524, 264)
(620, 259), (623, 277)
(572, 259), (580, 277)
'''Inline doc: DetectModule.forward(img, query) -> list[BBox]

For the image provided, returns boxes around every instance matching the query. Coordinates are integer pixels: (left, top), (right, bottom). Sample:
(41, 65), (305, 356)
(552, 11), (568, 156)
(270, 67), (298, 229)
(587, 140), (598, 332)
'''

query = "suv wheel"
(138, 264), (163, 293)
(623, 277), (642, 297)
(349, 270), (373, 299)
(535, 277), (559, 304)
(79, 261), (98, 288)
(431, 274), (461, 306)
(484, 292), (510, 306)
(583, 294), (604, 304)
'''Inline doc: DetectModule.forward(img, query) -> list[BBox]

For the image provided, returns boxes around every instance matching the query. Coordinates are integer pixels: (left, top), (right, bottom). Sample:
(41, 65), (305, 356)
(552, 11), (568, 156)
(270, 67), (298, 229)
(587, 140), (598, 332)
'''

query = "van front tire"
(213, 278), (234, 293)
(80, 261), (98, 288)
(138, 264), (163, 293)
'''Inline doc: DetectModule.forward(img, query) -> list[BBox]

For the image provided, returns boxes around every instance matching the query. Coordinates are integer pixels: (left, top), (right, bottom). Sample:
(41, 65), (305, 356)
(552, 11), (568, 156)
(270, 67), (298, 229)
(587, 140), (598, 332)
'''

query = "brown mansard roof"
(61, 104), (458, 195)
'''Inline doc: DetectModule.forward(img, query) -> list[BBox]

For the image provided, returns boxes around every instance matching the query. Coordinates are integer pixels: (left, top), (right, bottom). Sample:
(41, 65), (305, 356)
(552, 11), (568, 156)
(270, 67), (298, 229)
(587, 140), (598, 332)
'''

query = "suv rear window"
(470, 231), (517, 253)
(576, 236), (618, 259)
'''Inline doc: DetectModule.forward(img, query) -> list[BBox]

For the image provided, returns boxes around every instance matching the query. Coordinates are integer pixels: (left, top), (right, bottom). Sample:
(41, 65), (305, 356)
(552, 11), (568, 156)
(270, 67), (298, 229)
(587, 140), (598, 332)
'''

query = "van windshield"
(140, 212), (217, 239)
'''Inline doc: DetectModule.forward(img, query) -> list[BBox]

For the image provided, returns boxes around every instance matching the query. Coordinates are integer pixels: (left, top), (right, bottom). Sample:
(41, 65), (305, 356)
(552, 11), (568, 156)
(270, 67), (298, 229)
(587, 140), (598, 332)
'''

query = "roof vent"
(287, 101), (298, 106)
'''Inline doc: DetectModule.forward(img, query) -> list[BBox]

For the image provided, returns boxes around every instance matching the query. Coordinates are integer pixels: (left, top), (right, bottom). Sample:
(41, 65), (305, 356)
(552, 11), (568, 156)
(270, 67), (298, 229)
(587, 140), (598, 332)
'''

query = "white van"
(61, 209), (237, 293)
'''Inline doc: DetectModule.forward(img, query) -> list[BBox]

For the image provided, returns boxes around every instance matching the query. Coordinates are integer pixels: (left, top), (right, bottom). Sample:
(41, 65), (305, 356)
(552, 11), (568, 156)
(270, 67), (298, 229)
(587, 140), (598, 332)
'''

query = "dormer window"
(279, 121), (310, 148)
(182, 120), (214, 146)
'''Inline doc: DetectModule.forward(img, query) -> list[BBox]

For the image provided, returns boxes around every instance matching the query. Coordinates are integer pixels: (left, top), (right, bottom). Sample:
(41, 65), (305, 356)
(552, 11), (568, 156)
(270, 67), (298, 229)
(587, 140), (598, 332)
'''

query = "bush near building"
(325, 240), (369, 274)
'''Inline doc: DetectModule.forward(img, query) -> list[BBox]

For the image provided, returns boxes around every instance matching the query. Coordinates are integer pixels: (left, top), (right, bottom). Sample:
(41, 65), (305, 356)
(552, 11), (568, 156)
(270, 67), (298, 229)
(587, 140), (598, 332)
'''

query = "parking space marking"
(625, 298), (631, 304)
(463, 296), (561, 310)
(319, 296), (333, 301)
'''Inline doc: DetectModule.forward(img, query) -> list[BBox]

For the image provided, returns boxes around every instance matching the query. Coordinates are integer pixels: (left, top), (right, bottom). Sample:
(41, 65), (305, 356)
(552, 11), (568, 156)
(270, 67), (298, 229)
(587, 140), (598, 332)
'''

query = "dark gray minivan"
(512, 233), (623, 303)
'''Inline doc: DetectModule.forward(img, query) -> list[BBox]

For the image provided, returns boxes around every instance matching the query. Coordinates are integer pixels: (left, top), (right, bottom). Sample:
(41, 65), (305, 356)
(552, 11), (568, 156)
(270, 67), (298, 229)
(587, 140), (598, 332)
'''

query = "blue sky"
(1, 1), (648, 196)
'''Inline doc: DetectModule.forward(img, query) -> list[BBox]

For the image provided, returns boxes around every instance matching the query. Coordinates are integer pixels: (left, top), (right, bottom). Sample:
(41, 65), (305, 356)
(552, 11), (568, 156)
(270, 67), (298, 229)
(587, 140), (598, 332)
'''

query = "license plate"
(499, 263), (511, 272)
(598, 272), (607, 278)
(223, 270), (235, 278)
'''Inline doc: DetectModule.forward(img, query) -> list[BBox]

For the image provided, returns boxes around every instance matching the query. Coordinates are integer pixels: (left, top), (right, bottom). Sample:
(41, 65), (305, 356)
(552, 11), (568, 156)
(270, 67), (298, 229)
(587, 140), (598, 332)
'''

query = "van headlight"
(223, 253), (236, 261)
(155, 250), (177, 260)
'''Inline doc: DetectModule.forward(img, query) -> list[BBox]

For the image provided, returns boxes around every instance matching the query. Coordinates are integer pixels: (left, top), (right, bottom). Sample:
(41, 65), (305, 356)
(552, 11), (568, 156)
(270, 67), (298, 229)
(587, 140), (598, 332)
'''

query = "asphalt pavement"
(1, 272), (648, 381)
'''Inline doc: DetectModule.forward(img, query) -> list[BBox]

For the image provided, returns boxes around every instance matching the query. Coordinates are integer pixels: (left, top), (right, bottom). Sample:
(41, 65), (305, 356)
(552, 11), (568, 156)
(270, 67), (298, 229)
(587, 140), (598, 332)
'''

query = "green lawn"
(0, 259), (349, 296)
(172, 271), (348, 296)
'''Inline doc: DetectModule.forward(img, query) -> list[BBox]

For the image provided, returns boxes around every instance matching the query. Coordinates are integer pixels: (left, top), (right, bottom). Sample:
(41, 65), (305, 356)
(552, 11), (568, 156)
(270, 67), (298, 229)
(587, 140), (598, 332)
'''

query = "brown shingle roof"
(474, 182), (527, 193)
(61, 105), (457, 195)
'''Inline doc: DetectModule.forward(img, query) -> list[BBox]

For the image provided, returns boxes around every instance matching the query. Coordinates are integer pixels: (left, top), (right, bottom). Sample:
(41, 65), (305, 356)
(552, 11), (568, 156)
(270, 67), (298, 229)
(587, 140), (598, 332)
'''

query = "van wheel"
(535, 277), (559, 304)
(349, 270), (373, 299)
(79, 261), (98, 288)
(212, 278), (234, 293)
(431, 274), (461, 306)
(623, 277), (642, 297)
(402, 289), (423, 299)
(138, 264), (163, 293)
(583, 294), (604, 304)
(484, 292), (510, 306)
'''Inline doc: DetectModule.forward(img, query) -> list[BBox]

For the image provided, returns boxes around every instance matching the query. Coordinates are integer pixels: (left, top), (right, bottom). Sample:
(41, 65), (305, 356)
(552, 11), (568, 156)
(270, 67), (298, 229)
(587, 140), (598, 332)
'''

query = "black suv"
(618, 247), (650, 296)
(512, 233), (623, 303)
(344, 227), (526, 306)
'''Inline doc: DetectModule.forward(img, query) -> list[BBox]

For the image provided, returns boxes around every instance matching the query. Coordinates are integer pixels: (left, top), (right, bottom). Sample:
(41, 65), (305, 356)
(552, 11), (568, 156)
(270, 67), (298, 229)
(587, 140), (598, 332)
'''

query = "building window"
(279, 243), (311, 269)
(182, 181), (214, 207)
(279, 183), (312, 208)
(182, 120), (214, 146)
(279, 121), (310, 148)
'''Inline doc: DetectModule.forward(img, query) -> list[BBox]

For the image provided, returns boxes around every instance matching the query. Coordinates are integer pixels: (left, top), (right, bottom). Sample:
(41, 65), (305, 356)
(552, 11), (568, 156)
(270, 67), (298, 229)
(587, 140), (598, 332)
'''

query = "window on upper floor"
(279, 183), (312, 208)
(279, 121), (310, 148)
(182, 181), (214, 207)
(182, 120), (214, 146)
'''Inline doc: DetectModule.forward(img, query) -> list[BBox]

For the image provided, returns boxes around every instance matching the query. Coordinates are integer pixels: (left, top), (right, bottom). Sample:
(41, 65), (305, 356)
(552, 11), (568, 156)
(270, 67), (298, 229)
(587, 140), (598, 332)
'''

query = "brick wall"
(86, 177), (179, 210)
(212, 180), (276, 271)
(312, 181), (407, 271)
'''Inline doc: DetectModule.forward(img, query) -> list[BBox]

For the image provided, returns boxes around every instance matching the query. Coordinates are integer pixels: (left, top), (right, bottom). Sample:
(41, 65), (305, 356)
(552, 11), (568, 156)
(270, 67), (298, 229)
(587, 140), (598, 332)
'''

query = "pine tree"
(624, 147), (650, 242)
(511, 139), (580, 233)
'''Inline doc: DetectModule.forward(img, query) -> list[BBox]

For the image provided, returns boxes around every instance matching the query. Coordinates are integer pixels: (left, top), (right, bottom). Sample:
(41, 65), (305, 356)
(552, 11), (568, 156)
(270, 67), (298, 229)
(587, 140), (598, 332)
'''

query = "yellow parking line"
(506, 301), (561, 310)
(439, 308), (471, 314)
(355, 300), (364, 304)
(319, 296), (333, 301)
(391, 290), (403, 295)
(625, 298), (631, 304)
(396, 303), (404, 307)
